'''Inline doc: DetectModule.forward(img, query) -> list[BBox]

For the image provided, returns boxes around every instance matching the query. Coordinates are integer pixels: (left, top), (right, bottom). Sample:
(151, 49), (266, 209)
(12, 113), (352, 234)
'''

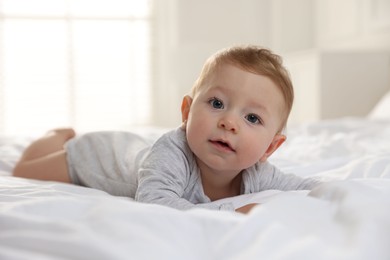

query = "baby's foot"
(46, 128), (76, 142)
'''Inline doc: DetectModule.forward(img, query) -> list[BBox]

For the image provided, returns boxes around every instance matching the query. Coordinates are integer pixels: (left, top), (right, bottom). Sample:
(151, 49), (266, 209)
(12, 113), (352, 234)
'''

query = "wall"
(286, 51), (390, 125)
(284, 0), (390, 124)
(321, 51), (390, 119)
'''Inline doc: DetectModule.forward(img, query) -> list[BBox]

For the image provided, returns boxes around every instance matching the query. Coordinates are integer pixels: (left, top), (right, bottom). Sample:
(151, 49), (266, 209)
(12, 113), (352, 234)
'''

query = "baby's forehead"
(207, 62), (271, 84)
(204, 63), (275, 90)
(203, 66), (284, 101)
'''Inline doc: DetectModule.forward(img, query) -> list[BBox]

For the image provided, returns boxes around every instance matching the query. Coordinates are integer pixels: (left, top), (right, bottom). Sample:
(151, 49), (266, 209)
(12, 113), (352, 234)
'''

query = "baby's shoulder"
(153, 127), (187, 148)
(147, 127), (191, 159)
(140, 128), (196, 176)
(244, 161), (282, 178)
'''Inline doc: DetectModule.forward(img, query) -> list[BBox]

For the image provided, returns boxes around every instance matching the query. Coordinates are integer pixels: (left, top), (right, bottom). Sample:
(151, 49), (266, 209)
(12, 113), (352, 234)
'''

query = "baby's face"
(185, 63), (285, 177)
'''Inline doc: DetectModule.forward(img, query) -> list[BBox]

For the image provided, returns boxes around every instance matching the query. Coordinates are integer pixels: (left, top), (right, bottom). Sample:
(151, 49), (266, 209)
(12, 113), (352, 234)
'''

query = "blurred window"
(0, 0), (152, 135)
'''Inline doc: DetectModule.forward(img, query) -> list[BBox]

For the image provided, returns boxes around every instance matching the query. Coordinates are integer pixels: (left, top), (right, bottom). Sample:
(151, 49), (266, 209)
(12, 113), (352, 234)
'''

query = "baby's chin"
(195, 156), (253, 175)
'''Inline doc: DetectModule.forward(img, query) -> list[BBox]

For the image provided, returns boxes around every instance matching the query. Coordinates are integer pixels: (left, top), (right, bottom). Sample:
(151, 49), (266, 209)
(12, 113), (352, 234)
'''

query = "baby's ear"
(259, 134), (286, 162)
(181, 95), (192, 129)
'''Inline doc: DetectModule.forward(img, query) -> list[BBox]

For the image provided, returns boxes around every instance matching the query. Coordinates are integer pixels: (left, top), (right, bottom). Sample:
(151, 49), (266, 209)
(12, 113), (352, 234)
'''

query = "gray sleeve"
(135, 131), (234, 211)
(249, 162), (323, 192)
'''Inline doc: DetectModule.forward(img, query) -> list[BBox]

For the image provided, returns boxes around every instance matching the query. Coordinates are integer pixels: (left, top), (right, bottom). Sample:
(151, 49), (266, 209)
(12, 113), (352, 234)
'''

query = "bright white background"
(0, 0), (390, 135)
(0, 0), (152, 135)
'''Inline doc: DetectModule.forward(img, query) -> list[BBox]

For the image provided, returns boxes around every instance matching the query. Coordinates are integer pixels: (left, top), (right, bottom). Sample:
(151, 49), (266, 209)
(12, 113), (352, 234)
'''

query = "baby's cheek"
(239, 144), (264, 166)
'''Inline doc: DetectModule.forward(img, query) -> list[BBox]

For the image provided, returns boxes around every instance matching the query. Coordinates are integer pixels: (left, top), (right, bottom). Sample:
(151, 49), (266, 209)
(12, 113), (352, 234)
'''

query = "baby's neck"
(201, 170), (243, 201)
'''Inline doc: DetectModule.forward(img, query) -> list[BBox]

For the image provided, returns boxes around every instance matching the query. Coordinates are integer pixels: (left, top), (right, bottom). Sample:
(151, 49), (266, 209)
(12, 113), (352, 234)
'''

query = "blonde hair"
(190, 45), (294, 131)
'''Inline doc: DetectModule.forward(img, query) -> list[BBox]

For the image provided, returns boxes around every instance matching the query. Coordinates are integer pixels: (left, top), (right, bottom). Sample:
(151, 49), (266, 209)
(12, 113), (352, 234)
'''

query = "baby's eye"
(245, 113), (261, 124)
(209, 98), (224, 109)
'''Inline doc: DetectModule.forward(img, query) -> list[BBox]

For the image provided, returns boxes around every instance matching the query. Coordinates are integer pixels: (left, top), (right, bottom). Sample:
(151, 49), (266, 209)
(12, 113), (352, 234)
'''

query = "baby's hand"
(235, 203), (259, 214)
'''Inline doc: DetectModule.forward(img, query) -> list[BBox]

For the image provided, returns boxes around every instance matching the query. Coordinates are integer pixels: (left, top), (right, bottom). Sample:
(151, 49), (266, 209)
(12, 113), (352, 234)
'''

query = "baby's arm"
(137, 163), (253, 212)
(253, 161), (323, 192)
(137, 159), (258, 213)
(136, 154), (235, 211)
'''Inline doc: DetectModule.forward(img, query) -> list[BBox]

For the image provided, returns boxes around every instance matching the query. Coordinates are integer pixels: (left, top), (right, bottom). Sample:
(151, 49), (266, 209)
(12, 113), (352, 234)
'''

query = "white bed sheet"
(1, 118), (390, 260)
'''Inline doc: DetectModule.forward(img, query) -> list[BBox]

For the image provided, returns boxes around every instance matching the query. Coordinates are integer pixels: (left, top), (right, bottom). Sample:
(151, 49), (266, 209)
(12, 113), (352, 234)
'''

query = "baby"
(13, 45), (321, 213)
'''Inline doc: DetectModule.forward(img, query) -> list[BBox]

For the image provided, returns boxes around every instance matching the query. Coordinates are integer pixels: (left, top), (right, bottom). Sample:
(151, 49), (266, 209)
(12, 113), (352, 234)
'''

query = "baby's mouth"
(209, 139), (235, 152)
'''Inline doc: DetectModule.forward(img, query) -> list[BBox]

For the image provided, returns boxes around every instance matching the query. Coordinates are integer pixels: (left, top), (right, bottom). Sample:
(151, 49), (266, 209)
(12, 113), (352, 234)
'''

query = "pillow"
(369, 90), (390, 119)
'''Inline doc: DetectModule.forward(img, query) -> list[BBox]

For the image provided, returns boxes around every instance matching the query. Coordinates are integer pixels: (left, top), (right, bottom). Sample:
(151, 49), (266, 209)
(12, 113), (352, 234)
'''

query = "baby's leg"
(18, 128), (75, 161)
(12, 128), (75, 183)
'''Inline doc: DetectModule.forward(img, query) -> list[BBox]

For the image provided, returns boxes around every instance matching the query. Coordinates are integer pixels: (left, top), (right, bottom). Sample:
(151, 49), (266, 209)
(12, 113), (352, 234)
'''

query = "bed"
(1, 93), (390, 259)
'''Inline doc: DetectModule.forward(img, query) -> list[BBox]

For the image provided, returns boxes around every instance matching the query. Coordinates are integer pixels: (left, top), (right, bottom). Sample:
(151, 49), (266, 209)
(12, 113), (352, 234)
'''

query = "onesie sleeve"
(135, 129), (235, 211)
(246, 161), (323, 192)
